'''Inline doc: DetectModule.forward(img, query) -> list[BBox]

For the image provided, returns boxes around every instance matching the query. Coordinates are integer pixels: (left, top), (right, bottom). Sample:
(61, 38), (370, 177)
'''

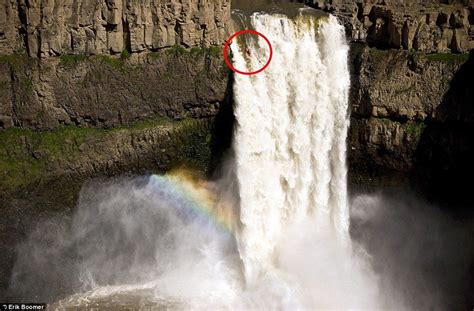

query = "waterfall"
(231, 13), (351, 285)
(17, 11), (384, 310)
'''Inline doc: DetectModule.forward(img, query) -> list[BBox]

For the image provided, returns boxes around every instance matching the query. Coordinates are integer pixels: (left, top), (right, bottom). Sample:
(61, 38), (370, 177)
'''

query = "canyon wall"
(0, 0), (472, 199)
(0, 0), (231, 57)
(0, 0), (232, 194)
(0, 49), (228, 130)
(0, 47), (231, 195)
(0, 0), (472, 200)
(348, 44), (473, 200)
(313, 0), (473, 53)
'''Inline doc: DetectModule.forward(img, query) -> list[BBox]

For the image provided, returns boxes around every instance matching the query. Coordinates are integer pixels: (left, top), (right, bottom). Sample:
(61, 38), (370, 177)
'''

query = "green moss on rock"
(404, 121), (426, 136)
(0, 117), (215, 192)
(424, 53), (469, 63)
(95, 55), (124, 70)
(59, 54), (88, 64)
(166, 45), (187, 57)
(120, 49), (131, 59)
(0, 54), (37, 70)
(371, 48), (389, 59)
(377, 118), (426, 138)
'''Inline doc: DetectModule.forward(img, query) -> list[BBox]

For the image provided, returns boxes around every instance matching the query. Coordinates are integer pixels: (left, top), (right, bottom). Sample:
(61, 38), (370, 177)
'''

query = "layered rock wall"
(0, 0), (231, 57)
(0, 0), (232, 199)
(0, 49), (229, 130)
(348, 44), (474, 197)
(312, 0), (473, 52)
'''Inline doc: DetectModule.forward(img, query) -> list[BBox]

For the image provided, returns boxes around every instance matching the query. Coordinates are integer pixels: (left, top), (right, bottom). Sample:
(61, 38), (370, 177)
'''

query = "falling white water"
(231, 13), (351, 285)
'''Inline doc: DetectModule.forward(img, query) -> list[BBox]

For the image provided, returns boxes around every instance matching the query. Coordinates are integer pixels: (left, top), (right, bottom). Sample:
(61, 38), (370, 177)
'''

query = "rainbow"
(149, 170), (236, 236)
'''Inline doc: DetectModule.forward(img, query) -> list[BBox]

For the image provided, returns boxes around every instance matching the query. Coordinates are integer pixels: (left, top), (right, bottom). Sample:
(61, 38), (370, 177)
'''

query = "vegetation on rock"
(0, 118), (215, 192)
(424, 53), (470, 63)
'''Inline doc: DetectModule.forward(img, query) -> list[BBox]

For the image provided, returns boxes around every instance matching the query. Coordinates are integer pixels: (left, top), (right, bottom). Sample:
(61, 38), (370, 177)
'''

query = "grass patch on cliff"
(377, 118), (426, 137)
(370, 48), (389, 59)
(0, 128), (46, 190)
(190, 47), (208, 56)
(148, 52), (160, 58)
(424, 53), (469, 63)
(0, 55), (35, 93)
(0, 54), (25, 64)
(405, 121), (426, 136)
(0, 54), (32, 64)
(121, 116), (170, 130)
(0, 117), (213, 192)
(60, 53), (132, 70)
(0, 126), (100, 190)
(150, 45), (223, 58)
(166, 45), (187, 57)
(0, 54), (37, 70)
(120, 49), (131, 59)
(60, 54), (88, 64)
(206, 46), (222, 57)
(96, 55), (124, 70)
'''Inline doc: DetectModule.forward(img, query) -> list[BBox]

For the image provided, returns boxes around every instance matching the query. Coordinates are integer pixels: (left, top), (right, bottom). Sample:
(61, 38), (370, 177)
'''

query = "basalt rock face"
(0, 0), (232, 190)
(0, 50), (228, 130)
(311, 0), (473, 53)
(348, 44), (474, 201)
(0, 0), (231, 57)
(0, 48), (231, 206)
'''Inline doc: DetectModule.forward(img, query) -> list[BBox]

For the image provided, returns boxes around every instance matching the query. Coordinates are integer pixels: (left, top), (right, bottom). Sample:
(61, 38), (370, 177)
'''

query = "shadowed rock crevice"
(210, 71), (235, 175)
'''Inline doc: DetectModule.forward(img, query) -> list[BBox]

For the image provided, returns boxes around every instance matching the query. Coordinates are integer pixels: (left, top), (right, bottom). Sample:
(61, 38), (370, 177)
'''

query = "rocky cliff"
(312, 0), (473, 53)
(0, 46), (233, 198)
(0, 48), (228, 130)
(348, 44), (473, 201)
(0, 0), (233, 192)
(0, 0), (231, 57)
(0, 0), (472, 202)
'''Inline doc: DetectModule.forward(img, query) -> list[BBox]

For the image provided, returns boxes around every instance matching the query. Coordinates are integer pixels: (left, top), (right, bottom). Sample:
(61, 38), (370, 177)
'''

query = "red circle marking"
(223, 29), (273, 75)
